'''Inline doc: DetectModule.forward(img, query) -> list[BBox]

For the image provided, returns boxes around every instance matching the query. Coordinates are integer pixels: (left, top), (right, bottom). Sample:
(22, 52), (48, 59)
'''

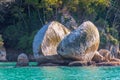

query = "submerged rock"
(33, 21), (70, 59)
(57, 21), (100, 61)
(16, 53), (29, 66)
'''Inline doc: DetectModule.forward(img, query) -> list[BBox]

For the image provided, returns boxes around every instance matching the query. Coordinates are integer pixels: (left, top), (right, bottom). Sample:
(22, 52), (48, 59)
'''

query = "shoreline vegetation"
(0, 0), (120, 67)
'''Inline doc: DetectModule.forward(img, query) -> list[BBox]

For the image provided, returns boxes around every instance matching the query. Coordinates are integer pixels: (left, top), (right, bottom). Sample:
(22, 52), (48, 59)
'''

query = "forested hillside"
(0, 0), (120, 54)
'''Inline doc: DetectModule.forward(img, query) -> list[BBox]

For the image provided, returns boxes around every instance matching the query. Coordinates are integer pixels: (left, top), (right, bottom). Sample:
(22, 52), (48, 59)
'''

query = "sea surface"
(0, 62), (120, 80)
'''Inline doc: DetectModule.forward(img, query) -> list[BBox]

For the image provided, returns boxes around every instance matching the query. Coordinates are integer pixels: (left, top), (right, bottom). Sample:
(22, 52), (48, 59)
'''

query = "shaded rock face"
(96, 62), (120, 66)
(36, 55), (71, 66)
(16, 53), (29, 66)
(33, 21), (70, 59)
(60, 7), (78, 31)
(0, 46), (6, 61)
(57, 21), (100, 61)
(61, 14), (78, 31)
(68, 61), (95, 66)
(106, 42), (119, 58)
(110, 44), (119, 58)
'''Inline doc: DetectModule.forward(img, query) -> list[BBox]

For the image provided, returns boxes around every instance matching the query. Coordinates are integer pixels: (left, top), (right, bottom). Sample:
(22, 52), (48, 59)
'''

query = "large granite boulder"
(57, 21), (100, 61)
(33, 21), (70, 59)
(16, 53), (29, 66)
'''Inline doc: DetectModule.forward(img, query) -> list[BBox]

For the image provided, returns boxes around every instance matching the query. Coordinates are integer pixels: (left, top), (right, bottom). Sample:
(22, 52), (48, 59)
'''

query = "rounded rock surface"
(57, 21), (100, 61)
(33, 21), (70, 59)
(17, 53), (29, 66)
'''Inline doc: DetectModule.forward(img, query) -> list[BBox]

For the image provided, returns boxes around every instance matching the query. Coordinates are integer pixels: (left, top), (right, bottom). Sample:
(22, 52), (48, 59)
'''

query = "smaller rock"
(92, 51), (104, 63)
(96, 62), (120, 66)
(16, 53), (29, 67)
(68, 61), (95, 66)
(99, 49), (111, 61)
(110, 58), (120, 62)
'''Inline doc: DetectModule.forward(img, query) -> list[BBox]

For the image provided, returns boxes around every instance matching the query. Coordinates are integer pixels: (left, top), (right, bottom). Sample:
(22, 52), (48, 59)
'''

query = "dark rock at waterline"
(57, 21), (100, 61)
(96, 61), (120, 66)
(37, 55), (72, 66)
(68, 61), (96, 66)
(16, 53), (29, 66)
(40, 63), (60, 66)
(33, 21), (70, 60)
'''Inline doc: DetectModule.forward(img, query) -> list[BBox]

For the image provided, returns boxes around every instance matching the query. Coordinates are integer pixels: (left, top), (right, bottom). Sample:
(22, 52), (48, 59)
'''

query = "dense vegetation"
(0, 0), (120, 54)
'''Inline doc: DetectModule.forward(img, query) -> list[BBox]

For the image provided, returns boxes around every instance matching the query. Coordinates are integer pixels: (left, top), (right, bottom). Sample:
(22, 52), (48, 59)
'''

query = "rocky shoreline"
(32, 21), (120, 67)
(1, 21), (120, 67)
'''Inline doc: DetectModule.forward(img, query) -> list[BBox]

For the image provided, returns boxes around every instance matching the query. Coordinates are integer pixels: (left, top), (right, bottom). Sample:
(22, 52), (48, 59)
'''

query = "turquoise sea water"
(0, 62), (120, 80)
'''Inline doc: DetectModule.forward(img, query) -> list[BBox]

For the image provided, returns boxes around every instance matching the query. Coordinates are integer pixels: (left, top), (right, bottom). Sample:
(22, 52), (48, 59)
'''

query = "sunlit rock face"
(33, 21), (70, 59)
(57, 21), (100, 61)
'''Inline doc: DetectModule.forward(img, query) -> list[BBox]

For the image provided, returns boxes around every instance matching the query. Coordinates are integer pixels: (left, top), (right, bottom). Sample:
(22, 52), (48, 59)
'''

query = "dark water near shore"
(0, 62), (120, 80)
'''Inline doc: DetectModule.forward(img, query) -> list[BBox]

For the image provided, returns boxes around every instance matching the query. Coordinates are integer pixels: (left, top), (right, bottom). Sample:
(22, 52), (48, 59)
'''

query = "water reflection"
(0, 63), (120, 80)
